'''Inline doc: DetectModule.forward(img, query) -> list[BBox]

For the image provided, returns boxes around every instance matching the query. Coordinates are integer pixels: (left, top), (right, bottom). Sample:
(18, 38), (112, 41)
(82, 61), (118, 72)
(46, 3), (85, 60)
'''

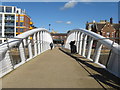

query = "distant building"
(51, 32), (67, 46)
(16, 14), (34, 35)
(86, 18), (120, 44)
(0, 6), (35, 43)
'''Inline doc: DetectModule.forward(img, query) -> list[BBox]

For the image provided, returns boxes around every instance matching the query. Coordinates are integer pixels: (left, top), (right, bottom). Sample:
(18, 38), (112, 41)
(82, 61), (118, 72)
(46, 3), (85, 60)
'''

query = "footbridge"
(0, 28), (120, 89)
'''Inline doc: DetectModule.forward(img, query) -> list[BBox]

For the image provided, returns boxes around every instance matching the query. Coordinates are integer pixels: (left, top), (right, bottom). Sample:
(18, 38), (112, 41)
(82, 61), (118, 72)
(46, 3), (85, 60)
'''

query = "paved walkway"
(2, 48), (119, 88)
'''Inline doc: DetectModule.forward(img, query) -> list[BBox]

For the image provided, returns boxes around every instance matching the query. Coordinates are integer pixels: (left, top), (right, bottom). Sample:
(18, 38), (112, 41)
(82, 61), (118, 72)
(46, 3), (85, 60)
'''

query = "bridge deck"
(2, 48), (120, 88)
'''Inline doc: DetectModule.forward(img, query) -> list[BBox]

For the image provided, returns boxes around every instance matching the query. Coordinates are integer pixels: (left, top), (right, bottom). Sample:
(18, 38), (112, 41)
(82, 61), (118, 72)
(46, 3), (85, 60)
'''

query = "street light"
(49, 24), (51, 32)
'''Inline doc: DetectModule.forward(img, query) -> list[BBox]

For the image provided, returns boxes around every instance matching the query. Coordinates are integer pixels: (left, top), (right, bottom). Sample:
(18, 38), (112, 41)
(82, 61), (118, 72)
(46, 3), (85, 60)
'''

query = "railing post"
(33, 33), (37, 56)
(81, 34), (87, 57)
(27, 36), (33, 59)
(93, 42), (102, 63)
(43, 31), (45, 52)
(37, 32), (41, 54)
(76, 32), (79, 53)
(40, 31), (43, 53)
(19, 40), (26, 63)
(86, 37), (93, 59)
(42, 31), (45, 52)
(78, 33), (84, 55)
(44, 32), (47, 51)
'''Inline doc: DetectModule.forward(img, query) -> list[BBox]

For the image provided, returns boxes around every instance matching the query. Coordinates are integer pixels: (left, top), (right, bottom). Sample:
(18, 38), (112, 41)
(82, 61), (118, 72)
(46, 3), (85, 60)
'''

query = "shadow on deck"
(59, 48), (120, 89)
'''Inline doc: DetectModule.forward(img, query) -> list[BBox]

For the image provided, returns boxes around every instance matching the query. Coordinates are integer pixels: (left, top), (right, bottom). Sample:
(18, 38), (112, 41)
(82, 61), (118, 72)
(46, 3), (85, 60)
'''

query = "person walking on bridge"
(69, 40), (77, 54)
(50, 42), (53, 50)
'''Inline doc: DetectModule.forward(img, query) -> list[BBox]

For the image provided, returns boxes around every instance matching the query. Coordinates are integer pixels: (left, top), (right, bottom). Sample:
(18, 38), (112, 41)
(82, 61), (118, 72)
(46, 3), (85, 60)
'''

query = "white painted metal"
(81, 34), (87, 57)
(33, 33), (37, 56)
(93, 42), (102, 63)
(37, 32), (41, 54)
(27, 36), (33, 59)
(86, 37), (93, 59)
(78, 33), (84, 55)
(65, 29), (120, 78)
(0, 28), (53, 78)
(76, 32), (79, 53)
(19, 41), (26, 63)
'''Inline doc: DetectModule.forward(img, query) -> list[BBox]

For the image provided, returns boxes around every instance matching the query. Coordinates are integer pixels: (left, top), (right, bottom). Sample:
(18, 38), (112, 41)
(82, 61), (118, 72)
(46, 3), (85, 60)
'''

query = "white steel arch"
(65, 29), (120, 78)
(0, 28), (53, 78)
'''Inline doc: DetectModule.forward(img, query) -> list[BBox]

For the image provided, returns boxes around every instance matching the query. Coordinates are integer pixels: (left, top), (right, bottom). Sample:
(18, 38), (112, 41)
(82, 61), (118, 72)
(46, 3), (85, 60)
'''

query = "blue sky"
(2, 2), (119, 33)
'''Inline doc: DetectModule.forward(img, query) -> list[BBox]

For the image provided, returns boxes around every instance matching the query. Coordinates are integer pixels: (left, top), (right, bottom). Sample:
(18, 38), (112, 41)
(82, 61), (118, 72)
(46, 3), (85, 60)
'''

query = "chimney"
(110, 17), (113, 24)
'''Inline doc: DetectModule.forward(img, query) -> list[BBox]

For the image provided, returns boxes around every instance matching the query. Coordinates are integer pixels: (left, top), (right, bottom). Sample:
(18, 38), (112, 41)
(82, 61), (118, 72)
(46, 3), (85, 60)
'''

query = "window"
(0, 40), (2, 44)
(0, 27), (2, 33)
(20, 16), (24, 21)
(14, 7), (16, 13)
(0, 14), (2, 20)
(106, 32), (110, 37)
(16, 28), (18, 32)
(20, 28), (24, 32)
(20, 22), (24, 26)
(0, 22), (2, 26)
(16, 16), (18, 20)
(6, 7), (12, 13)
(5, 28), (14, 32)
(0, 32), (2, 37)
(16, 22), (18, 26)
(0, 7), (4, 12)
(112, 33), (115, 37)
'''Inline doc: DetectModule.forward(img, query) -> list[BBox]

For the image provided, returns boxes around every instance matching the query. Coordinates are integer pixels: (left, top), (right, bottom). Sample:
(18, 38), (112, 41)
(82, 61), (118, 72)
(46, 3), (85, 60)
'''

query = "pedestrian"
(69, 40), (77, 54)
(50, 42), (53, 50)
(61, 41), (64, 48)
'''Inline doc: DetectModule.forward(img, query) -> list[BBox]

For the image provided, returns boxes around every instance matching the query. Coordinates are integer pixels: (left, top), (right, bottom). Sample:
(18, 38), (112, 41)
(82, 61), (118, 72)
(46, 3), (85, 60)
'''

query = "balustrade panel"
(98, 45), (111, 66)
(9, 44), (21, 65)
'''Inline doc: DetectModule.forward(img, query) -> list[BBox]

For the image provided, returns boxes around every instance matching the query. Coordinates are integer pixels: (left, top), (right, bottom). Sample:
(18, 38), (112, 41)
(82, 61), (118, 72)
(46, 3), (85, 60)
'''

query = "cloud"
(66, 21), (72, 24)
(60, 0), (78, 10)
(56, 21), (63, 23)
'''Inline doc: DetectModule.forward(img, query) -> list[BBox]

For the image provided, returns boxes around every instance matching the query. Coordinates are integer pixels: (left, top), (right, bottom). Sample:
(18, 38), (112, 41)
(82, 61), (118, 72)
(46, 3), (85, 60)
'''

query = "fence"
(0, 28), (53, 78)
(65, 29), (120, 78)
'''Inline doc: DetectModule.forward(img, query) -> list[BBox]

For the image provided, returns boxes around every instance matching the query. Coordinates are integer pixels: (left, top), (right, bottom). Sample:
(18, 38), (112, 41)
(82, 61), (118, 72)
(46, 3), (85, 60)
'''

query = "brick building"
(86, 18), (120, 44)
(51, 33), (67, 46)
(16, 14), (34, 35)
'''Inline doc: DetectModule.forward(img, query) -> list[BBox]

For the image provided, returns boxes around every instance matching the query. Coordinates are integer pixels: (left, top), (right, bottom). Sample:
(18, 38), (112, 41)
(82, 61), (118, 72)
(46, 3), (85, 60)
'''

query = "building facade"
(0, 6), (34, 43)
(86, 18), (120, 44)
(51, 33), (67, 46)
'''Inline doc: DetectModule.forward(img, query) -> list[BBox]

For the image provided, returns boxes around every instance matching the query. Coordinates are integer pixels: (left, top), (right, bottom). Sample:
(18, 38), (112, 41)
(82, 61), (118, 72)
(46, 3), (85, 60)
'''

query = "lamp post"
(49, 24), (51, 32)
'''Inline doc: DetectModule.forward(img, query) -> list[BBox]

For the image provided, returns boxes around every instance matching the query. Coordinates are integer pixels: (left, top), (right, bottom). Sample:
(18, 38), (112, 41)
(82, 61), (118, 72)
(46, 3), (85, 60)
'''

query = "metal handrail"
(0, 28), (49, 55)
(68, 29), (120, 55)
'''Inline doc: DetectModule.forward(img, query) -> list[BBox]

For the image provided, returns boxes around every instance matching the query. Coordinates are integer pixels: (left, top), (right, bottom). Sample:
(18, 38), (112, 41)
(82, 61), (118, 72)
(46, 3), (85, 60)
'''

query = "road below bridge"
(2, 48), (120, 89)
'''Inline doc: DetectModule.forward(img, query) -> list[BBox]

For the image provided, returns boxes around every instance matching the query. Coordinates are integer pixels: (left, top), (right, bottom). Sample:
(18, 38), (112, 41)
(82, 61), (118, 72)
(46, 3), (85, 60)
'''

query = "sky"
(1, 1), (119, 33)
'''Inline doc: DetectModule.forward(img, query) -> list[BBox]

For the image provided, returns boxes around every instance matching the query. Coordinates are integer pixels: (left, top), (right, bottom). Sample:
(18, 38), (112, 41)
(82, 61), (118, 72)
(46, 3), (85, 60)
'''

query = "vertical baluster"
(40, 31), (43, 53)
(93, 42), (102, 63)
(76, 32), (80, 53)
(86, 37), (93, 59)
(33, 33), (37, 56)
(44, 32), (47, 51)
(81, 34), (87, 57)
(19, 40), (26, 63)
(39, 32), (41, 53)
(78, 33), (84, 55)
(42, 31), (45, 52)
(37, 32), (41, 54)
(27, 36), (33, 59)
